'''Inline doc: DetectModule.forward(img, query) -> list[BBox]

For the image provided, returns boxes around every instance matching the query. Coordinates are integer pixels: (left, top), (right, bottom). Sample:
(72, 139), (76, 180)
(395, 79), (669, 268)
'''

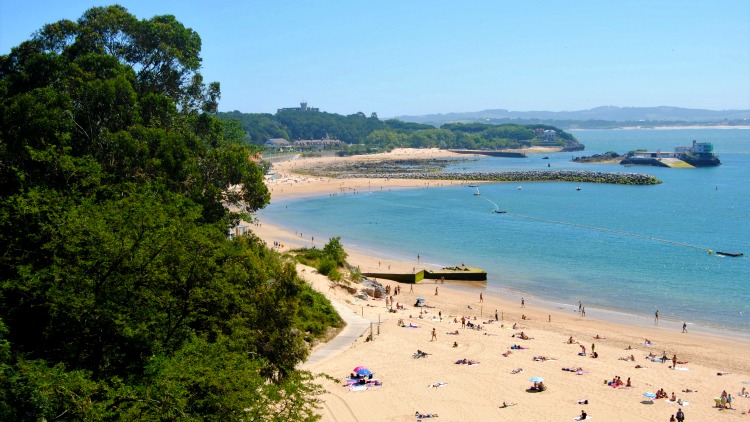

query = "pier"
(363, 265), (487, 284)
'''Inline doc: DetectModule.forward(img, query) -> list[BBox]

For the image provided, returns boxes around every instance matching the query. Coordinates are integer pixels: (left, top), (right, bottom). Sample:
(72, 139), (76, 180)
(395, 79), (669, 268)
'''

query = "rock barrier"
(338, 170), (661, 185)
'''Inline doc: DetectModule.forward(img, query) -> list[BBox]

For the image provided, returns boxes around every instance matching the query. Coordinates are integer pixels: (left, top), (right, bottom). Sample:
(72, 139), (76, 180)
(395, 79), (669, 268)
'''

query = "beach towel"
(428, 382), (447, 388)
(349, 385), (367, 391)
(674, 367), (690, 371)
(574, 417), (592, 421)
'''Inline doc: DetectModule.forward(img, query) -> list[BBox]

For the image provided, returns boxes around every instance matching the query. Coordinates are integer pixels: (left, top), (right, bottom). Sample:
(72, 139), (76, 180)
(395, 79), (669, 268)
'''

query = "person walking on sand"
(682, 322), (687, 333)
(521, 298), (525, 308)
(480, 293), (483, 303)
(431, 328), (437, 341)
(495, 310), (499, 321)
(435, 286), (438, 296)
(676, 408), (685, 422)
(672, 354), (677, 369)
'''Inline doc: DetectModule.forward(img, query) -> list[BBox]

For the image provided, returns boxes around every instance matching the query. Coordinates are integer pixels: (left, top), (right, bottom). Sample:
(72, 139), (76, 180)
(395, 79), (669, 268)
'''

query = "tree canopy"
(0, 6), (339, 420)
(218, 108), (582, 155)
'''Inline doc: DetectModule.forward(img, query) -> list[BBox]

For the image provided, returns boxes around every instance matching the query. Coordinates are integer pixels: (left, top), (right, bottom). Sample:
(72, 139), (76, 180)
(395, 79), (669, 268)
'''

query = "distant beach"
(252, 146), (750, 421)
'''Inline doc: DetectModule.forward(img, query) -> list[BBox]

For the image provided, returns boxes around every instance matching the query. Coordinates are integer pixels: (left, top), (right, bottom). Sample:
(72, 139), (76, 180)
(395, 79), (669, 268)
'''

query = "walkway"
(299, 299), (373, 369)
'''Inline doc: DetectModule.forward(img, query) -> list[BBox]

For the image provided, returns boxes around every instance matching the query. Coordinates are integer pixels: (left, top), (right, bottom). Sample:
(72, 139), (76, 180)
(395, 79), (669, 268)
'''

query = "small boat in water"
(716, 251), (744, 257)
(492, 210), (507, 214)
(576, 186), (582, 191)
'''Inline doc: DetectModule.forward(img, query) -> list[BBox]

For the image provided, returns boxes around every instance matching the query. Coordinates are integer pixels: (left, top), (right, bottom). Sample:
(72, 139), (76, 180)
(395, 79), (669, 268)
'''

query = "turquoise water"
(259, 129), (750, 333)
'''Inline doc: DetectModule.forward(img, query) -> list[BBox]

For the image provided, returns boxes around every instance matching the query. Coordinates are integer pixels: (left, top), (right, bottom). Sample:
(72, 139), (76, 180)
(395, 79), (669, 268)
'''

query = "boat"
(542, 156), (549, 159)
(492, 210), (507, 214)
(576, 186), (582, 191)
(517, 186), (523, 190)
(473, 187), (481, 196)
(468, 184), (478, 188)
(716, 251), (744, 257)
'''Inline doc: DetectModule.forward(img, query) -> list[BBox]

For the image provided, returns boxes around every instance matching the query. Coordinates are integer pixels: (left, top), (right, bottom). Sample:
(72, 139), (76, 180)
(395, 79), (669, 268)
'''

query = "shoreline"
(251, 148), (750, 421)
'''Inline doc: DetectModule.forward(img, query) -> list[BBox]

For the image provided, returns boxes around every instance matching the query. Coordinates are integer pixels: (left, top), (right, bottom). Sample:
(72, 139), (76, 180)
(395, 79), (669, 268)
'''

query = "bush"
(317, 258), (337, 276)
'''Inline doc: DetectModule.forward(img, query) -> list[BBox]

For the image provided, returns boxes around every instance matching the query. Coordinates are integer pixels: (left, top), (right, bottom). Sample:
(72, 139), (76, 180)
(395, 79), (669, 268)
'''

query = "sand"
(252, 149), (750, 422)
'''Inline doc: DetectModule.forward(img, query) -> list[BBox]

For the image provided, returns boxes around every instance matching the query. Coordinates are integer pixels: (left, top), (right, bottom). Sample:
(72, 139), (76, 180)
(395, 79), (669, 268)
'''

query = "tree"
(0, 6), (330, 420)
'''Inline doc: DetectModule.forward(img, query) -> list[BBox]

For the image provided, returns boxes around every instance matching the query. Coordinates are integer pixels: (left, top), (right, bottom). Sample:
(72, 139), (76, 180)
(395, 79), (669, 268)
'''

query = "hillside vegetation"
(0, 6), (342, 420)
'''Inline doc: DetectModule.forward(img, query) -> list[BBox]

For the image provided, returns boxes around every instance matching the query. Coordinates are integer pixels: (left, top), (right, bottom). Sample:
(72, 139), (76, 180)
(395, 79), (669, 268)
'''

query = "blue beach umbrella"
(356, 368), (372, 376)
(529, 376), (544, 383)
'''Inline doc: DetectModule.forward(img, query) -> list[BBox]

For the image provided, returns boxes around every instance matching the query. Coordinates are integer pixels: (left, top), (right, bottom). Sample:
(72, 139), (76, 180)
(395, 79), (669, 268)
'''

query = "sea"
(258, 129), (750, 336)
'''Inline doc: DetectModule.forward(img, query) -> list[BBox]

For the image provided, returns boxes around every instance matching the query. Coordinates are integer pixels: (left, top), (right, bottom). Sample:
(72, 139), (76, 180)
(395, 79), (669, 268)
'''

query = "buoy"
(708, 250), (713, 254)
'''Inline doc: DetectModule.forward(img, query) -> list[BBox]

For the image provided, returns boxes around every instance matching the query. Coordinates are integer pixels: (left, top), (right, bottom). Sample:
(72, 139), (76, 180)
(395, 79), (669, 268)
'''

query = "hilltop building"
(277, 102), (319, 113)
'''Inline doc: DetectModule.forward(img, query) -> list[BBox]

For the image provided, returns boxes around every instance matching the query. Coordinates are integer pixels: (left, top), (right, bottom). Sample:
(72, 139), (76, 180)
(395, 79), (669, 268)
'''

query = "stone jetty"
(338, 170), (661, 185)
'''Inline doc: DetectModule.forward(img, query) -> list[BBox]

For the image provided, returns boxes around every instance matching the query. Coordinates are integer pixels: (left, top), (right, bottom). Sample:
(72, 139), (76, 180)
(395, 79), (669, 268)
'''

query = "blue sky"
(2, 1), (749, 117)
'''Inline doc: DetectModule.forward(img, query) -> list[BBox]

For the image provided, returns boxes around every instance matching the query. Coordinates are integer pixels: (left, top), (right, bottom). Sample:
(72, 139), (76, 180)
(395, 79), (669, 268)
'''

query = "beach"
(253, 149), (750, 421)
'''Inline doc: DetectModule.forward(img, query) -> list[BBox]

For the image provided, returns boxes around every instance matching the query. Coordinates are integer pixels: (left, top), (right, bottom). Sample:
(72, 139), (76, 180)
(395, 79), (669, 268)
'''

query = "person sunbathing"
(446, 330), (459, 335)
(533, 356), (552, 361)
(503, 351), (512, 357)
(499, 402), (517, 408)
(415, 411), (438, 419)
(510, 368), (524, 374)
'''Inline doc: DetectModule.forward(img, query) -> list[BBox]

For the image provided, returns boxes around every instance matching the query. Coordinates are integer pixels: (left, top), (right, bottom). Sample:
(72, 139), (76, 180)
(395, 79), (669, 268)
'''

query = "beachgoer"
(480, 292), (483, 303)
(672, 354), (677, 369)
(568, 336), (574, 344)
(626, 377), (631, 387)
(580, 344), (586, 355)
(655, 309), (659, 323)
(580, 409), (587, 420)
(521, 298), (525, 308)
(727, 393), (733, 409)
(682, 322), (687, 333)
(431, 328), (437, 341)
(591, 343), (595, 354)
(676, 408), (685, 422)
(669, 415), (676, 422)
(453, 341), (458, 347)
(495, 310), (499, 321)
(435, 286), (438, 296)
(582, 306), (585, 317)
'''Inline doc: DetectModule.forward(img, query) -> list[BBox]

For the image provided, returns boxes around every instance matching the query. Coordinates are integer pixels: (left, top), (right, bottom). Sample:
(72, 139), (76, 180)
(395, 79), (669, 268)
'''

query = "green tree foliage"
(0, 6), (333, 420)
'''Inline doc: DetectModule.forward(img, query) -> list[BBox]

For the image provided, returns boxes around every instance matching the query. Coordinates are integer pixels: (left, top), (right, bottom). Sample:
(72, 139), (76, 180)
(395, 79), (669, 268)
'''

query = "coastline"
(252, 148), (750, 421)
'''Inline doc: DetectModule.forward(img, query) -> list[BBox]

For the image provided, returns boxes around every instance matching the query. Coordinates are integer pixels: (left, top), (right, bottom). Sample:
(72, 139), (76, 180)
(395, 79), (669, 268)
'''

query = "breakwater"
(338, 170), (661, 185)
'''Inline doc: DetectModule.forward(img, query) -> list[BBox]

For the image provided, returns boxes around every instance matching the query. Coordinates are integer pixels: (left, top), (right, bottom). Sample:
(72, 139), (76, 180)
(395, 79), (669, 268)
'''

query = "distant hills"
(395, 106), (750, 129)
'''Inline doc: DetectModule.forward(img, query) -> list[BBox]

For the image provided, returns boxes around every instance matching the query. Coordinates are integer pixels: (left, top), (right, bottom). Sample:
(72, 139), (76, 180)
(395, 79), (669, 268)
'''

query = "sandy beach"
(253, 149), (750, 421)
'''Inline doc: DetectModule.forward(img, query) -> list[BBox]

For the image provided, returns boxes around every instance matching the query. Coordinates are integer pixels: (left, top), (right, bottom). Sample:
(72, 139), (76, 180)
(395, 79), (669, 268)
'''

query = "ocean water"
(259, 129), (750, 334)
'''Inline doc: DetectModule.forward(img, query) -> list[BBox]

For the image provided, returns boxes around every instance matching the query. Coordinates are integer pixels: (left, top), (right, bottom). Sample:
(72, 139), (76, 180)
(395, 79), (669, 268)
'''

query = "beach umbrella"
(352, 366), (368, 373)
(529, 376), (544, 383)
(416, 297), (425, 301)
(356, 368), (372, 376)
